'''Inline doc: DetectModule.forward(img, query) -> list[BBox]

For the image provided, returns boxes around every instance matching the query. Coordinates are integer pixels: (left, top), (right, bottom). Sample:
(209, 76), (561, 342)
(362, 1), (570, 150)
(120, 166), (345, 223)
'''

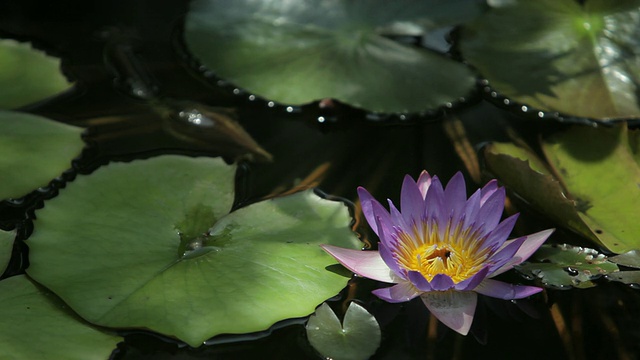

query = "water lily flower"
(322, 171), (554, 335)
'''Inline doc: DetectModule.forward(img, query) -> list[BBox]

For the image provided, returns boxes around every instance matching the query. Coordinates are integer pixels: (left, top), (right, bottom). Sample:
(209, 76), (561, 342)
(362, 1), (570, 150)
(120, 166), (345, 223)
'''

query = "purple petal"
(429, 274), (455, 291)
(407, 271), (432, 291)
(421, 291), (477, 335)
(475, 187), (506, 234)
(378, 241), (406, 280)
(475, 279), (542, 300)
(490, 229), (555, 277)
(321, 245), (397, 283)
(401, 174), (425, 226)
(358, 187), (391, 237)
(424, 176), (445, 224)
(443, 172), (467, 223)
(453, 267), (489, 291)
(372, 281), (421, 303)
(482, 213), (519, 250)
(388, 200), (410, 234)
(486, 236), (527, 275)
(462, 189), (482, 229)
(416, 170), (432, 198)
(480, 180), (499, 206)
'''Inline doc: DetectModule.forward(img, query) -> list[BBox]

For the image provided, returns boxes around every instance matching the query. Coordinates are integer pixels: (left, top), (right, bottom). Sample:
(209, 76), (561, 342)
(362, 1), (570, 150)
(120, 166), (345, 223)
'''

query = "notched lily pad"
(184, 0), (480, 113)
(0, 39), (73, 109)
(0, 110), (85, 200)
(0, 275), (121, 360)
(306, 302), (381, 360)
(27, 155), (361, 347)
(516, 244), (619, 289)
(460, 0), (640, 119)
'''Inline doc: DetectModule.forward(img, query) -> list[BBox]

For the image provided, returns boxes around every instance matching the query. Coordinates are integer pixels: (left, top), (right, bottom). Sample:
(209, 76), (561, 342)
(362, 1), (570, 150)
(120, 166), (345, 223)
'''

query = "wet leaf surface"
(516, 244), (619, 289)
(27, 155), (361, 347)
(0, 39), (72, 109)
(306, 302), (381, 360)
(0, 275), (121, 360)
(460, 0), (640, 119)
(184, 0), (479, 113)
(0, 110), (84, 200)
(609, 250), (640, 269)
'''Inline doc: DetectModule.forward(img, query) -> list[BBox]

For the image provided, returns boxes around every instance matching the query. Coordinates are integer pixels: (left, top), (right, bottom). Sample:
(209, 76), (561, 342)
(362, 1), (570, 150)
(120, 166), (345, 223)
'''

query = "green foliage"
(0, 110), (84, 200)
(27, 155), (361, 347)
(461, 0), (640, 119)
(306, 302), (381, 360)
(516, 244), (619, 289)
(184, 0), (480, 113)
(0, 39), (72, 109)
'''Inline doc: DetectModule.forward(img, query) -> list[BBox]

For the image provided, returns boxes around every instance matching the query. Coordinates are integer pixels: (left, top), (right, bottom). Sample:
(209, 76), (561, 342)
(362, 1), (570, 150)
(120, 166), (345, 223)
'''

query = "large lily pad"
(460, 0), (640, 119)
(542, 124), (640, 253)
(184, 0), (480, 113)
(0, 229), (15, 274)
(0, 39), (73, 109)
(306, 302), (381, 360)
(0, 275), (121, 360)
(27, 156), (361, 347)
(516, 244), (619, 289)
(0, 110), (84, 200)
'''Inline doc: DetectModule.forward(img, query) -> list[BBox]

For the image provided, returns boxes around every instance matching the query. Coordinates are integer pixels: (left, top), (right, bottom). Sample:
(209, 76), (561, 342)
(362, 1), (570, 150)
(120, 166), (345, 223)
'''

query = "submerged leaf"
(27, 156), (361, 347)
(184, 0), (479, 113)
(516, 244), (619, 289)
(0, 275), (121, 360)
(460, 0), (640, 119)
(0, 110), (84, 200)
(306, 302), (381, 360)
(0, 39), (73, 109)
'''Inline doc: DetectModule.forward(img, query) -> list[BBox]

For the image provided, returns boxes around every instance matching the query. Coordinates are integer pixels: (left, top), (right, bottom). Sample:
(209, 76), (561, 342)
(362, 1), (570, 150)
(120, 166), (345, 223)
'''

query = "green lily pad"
(184, 0), (479, 113)
(483, 142), (599, 244)
(604, 270), (640, 286)
(0, 275), (121, 360)
(0, 110), (85, 200)
(0, 229), (15, 274)
(0, 39), (73, 109)
(460, 0), (640, 119)
(306, 302), (381, 360)
(516, 244), (619, 289)
(542, 124), (640, 253)
(609, 250), (640, 268)
(27, 155), (361, 347)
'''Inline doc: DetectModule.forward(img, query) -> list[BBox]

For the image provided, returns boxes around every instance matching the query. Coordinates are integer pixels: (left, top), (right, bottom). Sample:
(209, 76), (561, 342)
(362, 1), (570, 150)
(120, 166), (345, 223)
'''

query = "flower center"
(395, 222), (490, 283)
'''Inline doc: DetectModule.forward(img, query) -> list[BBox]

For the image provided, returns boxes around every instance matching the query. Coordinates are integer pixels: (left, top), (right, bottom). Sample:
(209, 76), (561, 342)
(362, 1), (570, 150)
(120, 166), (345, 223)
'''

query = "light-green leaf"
(184, 0), (479, 113)
(0, 39), (73, 109)
(460, 0), (640, 119)
(0, 275), (121, 360)
(0, 229), (15, 274)
(516, 244), (619, 289)
(27, 155), (361, 347)
(306, 302), (381, 360)
(0, 110), (84, 200)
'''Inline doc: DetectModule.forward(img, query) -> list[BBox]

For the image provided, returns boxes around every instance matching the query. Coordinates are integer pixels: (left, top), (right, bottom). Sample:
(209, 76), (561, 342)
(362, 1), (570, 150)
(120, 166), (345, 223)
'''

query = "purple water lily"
(322, 171), (554, 335)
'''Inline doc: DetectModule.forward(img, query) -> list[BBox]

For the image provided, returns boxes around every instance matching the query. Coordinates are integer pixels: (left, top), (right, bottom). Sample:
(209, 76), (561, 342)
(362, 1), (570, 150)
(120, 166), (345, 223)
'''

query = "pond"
(1, 0), (640, 359)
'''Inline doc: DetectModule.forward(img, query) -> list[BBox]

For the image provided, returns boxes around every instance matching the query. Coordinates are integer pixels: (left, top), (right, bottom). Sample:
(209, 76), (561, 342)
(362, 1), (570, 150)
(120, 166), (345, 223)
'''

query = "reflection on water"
(1, 1), (640, 359)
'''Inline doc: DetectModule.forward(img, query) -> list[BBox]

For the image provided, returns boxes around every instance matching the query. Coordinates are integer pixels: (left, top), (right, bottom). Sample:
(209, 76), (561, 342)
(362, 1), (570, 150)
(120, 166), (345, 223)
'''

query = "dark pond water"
(1, 1), (640, 359)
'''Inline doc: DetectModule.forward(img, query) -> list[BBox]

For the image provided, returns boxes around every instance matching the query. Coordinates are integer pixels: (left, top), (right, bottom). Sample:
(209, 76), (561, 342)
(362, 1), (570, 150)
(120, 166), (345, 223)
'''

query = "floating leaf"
(516, 244), (619, 289)
(609, 250), (640, 269)
(604, 271), (640, 286)
(0, 110), (84, 200)
(0, 229), (15, 274)
(460, 0), (640, 119)
(0, 39), (73, 109)
(483, 142), (599, 243)
(183, 0), (480, 113)
(0, 275), (121, 360)
(542, 124), (640, 253)
(27, 156), (361, 347)
(306, 302), (381, 360)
